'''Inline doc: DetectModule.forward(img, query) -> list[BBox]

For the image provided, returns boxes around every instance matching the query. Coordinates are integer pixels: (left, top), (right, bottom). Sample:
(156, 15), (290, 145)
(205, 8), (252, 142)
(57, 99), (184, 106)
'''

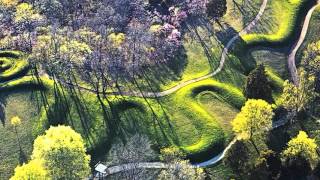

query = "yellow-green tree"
(282, 131), (318, 163)
(280, 70), (316, 122)
(10, 159), (49, 180)
(11, 116), (21, 128)
(32, 126), (91, 179)
(302, 41), (320, 95)
(231, 99), (274, 154)
(14, 3), (42, 24)
(59, 40), (92, 65)
(11, 116), (22, 149)
(11, 125), (91, 180)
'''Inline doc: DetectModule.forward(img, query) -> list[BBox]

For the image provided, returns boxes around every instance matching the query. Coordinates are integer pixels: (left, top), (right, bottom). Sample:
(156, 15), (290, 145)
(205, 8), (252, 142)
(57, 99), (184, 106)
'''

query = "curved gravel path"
(288, 1), (320, 85)
(93, 0), (269, 177)
(97, 118), (289, 178)
(61, 0), (268, 98)
(95, 1), (320, 176)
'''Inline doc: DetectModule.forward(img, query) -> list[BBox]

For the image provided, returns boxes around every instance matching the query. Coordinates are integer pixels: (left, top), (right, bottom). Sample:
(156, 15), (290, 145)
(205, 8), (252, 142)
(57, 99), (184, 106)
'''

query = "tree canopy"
(10, 159), (48, 180)
(11, 125), (91, 180)
(302, 40), (320, 93)
(282, 131), (318, 163)
(231, 99), (274, 153)
(231, 99), (274, 140)
(280, 70), (316, 121)
(243, 64), (273, 103)
(206, 0), (227, 20)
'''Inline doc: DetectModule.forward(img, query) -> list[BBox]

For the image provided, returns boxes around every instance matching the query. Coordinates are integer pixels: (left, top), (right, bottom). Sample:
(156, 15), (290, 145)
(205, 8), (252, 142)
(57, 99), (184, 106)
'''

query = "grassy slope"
(242, 0), (315, 46)
(0, 91), (43, 179)
(297, 6), (320, 61)
(0, 0), (311, 178)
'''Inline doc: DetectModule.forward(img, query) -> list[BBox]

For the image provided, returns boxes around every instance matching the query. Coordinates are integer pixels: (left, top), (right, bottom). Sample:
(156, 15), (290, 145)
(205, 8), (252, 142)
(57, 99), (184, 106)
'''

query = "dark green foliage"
(313, 161), (320, 178)
(280, 156), (312, 179)
(243, 64), (273, 103)
(223, 140), (250, 178)
(250, 151), (281, 180)
(206, 0), (227, 20)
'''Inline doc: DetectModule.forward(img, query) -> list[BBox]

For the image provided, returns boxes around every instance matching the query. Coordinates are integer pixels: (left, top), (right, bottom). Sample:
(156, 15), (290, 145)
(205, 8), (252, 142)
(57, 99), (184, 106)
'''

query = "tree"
(244, 64), (273, 103)
(14, 2), (44, 51)
(31, 125), (91, 179)
(11, 116), (22, 149)
(282, 131), (318, 164)
(10, 159), (48, 180)
(158, 147), (206, 180)
(0, 0), (18, 8)
(251, 150), (282, 179)
(302, 40), (320, 93)
(106, 134), (158, 180)
(206, 0), (227, 20)
(223, 140), (250, 178)
(231, 99), (274, 154)
(280, 70), (316, 122)
(280, 155), (312, 179)
(278, 130), (318, 179)
(158, 160), (205, 180)
(11, 126), (90, 179)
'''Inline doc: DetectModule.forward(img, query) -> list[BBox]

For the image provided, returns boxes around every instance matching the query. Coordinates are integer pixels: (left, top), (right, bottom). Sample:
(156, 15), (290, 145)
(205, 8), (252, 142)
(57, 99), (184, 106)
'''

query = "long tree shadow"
(0, 96), (7, 126)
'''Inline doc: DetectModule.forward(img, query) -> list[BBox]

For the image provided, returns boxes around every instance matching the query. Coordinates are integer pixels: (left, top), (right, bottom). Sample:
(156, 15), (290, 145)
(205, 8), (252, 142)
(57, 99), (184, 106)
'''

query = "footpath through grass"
(0, 0), (314, 177)
(242, 0), (317, 46)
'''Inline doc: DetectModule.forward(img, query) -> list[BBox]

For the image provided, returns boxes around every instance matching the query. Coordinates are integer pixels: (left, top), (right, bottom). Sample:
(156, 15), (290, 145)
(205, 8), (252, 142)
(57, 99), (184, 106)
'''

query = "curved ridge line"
(288, 0), (320, 85)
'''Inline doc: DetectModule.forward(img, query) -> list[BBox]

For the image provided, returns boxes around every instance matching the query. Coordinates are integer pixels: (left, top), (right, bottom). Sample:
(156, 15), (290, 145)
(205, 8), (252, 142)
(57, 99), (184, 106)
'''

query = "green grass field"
(297, 5), (320, 61)
(0, 0), (315, 178)
(242, 0), (316, 46)
(0, 90), (43, 179)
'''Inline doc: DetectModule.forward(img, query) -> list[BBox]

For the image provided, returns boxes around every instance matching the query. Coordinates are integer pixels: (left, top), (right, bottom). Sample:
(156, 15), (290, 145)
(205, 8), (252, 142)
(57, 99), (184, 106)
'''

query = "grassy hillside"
(0, 0), (314, 178)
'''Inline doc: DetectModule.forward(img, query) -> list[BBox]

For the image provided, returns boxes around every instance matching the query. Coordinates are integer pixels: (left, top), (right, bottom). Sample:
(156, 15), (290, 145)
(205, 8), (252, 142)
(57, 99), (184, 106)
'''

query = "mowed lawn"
(0, 91), (42, 179)
(0, 0), (314, 178)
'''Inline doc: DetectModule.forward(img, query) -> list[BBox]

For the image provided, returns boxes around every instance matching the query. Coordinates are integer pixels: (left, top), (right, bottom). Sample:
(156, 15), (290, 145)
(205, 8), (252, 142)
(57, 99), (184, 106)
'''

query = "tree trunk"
(249, 138), (260, 155)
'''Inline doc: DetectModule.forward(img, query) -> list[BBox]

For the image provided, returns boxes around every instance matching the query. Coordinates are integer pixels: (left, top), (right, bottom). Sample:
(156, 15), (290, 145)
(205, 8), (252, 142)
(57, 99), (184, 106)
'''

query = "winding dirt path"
(60, 0), (268, 98)
(92, 0), (269, 177)
(288, 1), (320, 85)
(96, 118), (289, 178)
(94, 1), (320, 176)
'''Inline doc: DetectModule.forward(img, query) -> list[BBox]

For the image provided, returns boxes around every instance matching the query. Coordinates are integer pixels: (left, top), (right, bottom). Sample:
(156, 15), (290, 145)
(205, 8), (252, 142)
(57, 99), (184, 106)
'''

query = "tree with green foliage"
(302, 40), (320, 93)
(252, 150), (282, 179)
(280, 70), (316, 122)
(158, 147), (205, 180)
(223, 140), (250, 178)
(282, 131), (318, 163)
(243, 64), (273, 103)
(280, 131), (318, 179)
(10, 116), (22, 149)
(32, 126), (91, 179)
(11, 125), (91, 180)
(206, 0), (227, 20)
(231, 99), (274, 154)
(280, 155), (312, 179)
(10, 159), (48, 180)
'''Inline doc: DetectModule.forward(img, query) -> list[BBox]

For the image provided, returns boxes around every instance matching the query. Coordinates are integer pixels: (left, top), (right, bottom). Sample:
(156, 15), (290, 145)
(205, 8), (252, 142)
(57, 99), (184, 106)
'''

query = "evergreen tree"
(244, 64), (273, 103)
